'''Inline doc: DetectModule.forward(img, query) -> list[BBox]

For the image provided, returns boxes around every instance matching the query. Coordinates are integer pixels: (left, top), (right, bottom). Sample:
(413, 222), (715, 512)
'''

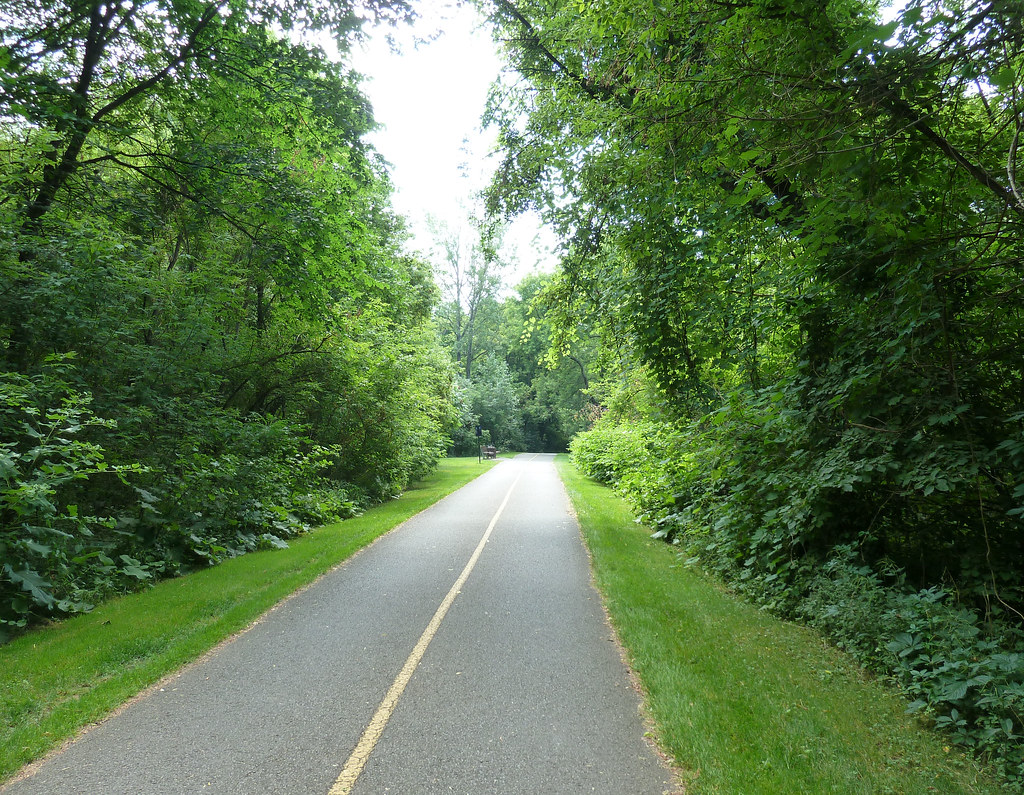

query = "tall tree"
(496, 272), (599, 451)
(0, 0), (463, 637)
(480, 0), (1024, 611)
(482, 0), (1024, 773)
(1, 0), (411, 232)
(430, 216), (505, 379)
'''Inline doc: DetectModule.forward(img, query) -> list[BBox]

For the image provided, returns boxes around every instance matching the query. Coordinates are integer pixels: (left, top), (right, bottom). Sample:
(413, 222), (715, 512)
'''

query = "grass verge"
(556, 455), (1000, 794)
(0, 456), (495, 785)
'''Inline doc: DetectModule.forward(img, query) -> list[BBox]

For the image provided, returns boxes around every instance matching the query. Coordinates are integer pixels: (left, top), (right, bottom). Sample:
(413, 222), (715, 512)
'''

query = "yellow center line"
(328, 471), (524, 795)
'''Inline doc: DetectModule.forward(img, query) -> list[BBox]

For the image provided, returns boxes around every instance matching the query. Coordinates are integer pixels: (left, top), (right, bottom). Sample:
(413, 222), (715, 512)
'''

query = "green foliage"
(498, 273), (598, 451)
(431, 217), (506, 381)
(490, 0), (1024, 784)
(568, 421), (658, 486)
(129, 404), (361, 564)
(559, 455), (1001, 793)
(0, 0), (456, 639)
(468, 356), (526, 452)
(0, 358), (140, 635)
(0, 356), (369, 636)
(572, 403), (1024, 786)
(437, 265), (599, 454)
(801, 555), (1024, 785)
(448, 361), (524, 455)
(430, 239), (598, 454)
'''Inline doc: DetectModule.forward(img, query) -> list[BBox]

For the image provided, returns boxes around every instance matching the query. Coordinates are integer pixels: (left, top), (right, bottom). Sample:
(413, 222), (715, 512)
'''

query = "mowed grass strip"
(0, 456), (496, 784)
(556, 456), (1001, 795)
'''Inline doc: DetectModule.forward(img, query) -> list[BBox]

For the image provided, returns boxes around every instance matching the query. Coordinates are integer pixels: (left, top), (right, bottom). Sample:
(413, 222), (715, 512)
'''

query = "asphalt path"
(4, 454), (674, 794)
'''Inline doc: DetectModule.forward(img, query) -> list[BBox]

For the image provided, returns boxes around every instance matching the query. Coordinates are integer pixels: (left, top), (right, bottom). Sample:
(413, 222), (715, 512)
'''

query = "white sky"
(347, 2), (558, 285)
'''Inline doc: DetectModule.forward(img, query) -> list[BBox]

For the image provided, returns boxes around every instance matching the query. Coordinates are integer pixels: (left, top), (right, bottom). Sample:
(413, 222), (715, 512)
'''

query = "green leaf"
(938, 680), (969, 701)
(4, 565), (56, 607)
(989, 67), (1016, 91)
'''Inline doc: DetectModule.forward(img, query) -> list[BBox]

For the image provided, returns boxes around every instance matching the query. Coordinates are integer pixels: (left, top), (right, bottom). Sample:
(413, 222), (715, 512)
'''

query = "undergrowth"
(570, 412), (1024, 789)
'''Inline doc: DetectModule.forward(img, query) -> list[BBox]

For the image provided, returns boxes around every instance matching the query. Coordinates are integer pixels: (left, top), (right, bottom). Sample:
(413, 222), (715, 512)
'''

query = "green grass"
(0, 456), (496, 784)
(556, 456), (1001, 794)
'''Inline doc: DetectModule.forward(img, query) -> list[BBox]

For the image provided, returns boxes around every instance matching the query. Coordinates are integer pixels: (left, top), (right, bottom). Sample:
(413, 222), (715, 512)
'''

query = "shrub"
(0, 358), (141, 636)
(0, 361), (367, 640)
(801, 554), (1024, 786)
(569, 404), (1024, 788)
(569, 421), (662, 486)
(115, 400), (366, 568)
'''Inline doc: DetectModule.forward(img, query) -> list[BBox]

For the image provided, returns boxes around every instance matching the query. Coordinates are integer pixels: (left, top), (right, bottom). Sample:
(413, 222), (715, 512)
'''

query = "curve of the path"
(4, 454), (673, 794)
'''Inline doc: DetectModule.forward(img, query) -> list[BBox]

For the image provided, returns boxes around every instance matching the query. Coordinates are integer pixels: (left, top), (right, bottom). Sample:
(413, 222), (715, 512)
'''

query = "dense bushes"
(0, 209), (456, 640)
(1, 361), (135, 629)
(571, 407), (1024, 786)
(0, 356), (383, 637)
(801, 555), (1024, 782)
(0, 262), (456, 637)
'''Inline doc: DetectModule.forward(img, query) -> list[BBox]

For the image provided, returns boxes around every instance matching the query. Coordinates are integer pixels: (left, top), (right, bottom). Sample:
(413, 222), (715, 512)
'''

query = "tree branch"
(108, 157), (259, 242)
(494, 0), (634, 108)
(21, 0), (228, 229)
(93, 1), (226, 124)
(876, 88), (1024, 219)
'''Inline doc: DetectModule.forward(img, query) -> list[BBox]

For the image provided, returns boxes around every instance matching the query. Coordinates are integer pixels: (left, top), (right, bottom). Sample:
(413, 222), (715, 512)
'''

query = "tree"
(496, 273), (598, 451)
(0, 0), (461, 637)
(430, 216), (506, 379)
(482, 0), (1024, 583)
(465, 355), (525, 452)
(1, 0), (411, 231)
(483, 0), (1024, 774)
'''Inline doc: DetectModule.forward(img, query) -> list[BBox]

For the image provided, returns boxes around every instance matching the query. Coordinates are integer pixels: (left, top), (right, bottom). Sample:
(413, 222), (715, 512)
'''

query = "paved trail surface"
(5, 454), (673, 794)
